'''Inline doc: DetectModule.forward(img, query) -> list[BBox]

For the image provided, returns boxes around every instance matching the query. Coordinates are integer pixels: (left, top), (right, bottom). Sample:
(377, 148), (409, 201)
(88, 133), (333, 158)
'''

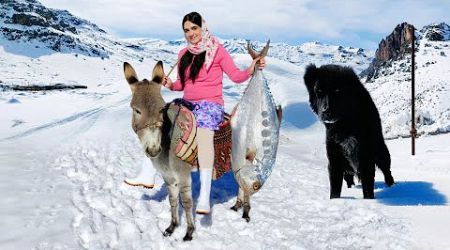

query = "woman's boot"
(124, 157), (156, 189)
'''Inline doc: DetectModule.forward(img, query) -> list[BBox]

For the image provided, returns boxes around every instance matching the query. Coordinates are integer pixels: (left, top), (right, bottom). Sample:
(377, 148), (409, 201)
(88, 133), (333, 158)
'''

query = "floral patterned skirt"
(192, 101), (224, 131)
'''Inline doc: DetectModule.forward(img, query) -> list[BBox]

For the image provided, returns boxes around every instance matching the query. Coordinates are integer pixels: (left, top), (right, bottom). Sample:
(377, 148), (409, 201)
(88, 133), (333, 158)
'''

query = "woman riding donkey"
(125, 11), (265, 214)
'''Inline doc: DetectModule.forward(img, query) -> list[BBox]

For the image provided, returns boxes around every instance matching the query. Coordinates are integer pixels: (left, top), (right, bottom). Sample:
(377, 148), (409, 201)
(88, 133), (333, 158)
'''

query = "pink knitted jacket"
(170, 44), (251, 105)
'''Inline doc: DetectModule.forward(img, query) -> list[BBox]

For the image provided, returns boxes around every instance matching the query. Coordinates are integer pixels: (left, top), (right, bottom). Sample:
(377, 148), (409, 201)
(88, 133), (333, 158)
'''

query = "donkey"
(123, 61), (195, 241)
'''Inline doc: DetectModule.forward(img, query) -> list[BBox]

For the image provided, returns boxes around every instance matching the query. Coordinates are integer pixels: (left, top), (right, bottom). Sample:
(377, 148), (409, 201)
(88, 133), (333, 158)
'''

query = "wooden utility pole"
(409, 25), (417, 155)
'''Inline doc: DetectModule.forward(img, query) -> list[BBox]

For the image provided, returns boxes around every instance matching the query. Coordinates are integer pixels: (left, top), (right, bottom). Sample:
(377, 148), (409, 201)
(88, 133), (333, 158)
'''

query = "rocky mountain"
(361, 22), (415, 81)
(362, 22), (450, 138)
(0, 0), (118, 58)
(1, 0), (449, 138)
(420, 22), (450, 41)
(0, 0), (373, 69)
(222, 39), (372, 74)
(123, 38), (373, 75)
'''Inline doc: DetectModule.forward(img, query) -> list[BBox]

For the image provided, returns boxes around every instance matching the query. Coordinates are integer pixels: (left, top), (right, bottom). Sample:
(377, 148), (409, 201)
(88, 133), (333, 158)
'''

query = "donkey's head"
(124, 61), (166, 158)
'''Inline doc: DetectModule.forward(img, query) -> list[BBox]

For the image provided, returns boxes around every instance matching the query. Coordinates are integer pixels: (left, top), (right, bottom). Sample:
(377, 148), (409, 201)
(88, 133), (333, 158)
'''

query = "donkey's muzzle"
(145, 146), (161, 158)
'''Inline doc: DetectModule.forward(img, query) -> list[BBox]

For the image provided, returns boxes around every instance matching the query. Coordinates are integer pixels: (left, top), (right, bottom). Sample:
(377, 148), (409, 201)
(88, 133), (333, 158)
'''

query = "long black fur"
(303, 64), (395, 199)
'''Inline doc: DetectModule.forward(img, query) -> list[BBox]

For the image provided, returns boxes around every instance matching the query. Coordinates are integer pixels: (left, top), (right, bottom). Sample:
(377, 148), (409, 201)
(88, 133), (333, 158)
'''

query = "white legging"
(196, 128), (214, 170)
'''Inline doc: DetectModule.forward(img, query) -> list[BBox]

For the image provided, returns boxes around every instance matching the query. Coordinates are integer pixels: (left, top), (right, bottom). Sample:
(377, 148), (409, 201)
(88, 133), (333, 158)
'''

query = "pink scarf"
(186, 18), (219, 71)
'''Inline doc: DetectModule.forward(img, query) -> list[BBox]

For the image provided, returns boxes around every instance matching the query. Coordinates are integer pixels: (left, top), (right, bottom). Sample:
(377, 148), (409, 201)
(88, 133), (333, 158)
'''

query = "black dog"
(303, 64), (394, 199)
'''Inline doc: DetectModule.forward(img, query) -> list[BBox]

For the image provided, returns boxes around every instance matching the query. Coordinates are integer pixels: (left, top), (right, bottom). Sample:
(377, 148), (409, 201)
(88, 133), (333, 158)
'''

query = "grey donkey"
(123, 61), (195, 241)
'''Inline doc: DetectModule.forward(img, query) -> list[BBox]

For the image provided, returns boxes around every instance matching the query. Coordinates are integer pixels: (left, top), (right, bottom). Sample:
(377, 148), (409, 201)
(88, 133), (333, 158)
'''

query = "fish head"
(235, 164), (263, 195)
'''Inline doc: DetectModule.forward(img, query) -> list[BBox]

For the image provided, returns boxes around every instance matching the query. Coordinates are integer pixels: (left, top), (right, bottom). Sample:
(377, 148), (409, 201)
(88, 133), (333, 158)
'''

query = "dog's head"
(303, 64), (360, 124)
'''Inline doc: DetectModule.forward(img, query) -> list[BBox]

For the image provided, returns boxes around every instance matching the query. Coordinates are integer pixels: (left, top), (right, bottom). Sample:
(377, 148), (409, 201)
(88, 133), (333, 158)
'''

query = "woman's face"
(183, 21), (202, 45)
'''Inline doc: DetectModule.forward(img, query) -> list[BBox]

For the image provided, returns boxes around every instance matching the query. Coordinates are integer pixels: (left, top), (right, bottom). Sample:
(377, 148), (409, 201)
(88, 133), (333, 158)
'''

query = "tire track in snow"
(1, 96), (131, 142)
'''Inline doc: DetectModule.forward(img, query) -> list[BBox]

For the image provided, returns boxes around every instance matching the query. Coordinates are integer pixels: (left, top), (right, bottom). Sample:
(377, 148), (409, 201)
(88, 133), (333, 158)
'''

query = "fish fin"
(245, 148), (257, 163)
(276, 105), (283, 123)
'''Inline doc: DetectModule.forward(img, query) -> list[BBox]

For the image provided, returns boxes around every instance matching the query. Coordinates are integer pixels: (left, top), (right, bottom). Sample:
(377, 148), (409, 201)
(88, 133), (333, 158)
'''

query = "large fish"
(231, 40), (282, 221)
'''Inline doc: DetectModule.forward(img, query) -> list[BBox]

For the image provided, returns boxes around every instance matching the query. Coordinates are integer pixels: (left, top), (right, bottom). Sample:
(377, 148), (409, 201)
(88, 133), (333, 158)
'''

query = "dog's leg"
(179, 168), (195, 241)
(376, 142), (395, 187)
(328, 162), (344, 199)
(344, 173), (355, 188)
(327, 141), (347, 198)
(360, 157), (376, 199)
(163, 183), (180, 237)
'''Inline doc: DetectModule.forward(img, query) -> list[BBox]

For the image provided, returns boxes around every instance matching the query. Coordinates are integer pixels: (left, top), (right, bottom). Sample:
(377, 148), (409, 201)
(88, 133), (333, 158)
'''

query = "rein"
(133, 121), (163, 133)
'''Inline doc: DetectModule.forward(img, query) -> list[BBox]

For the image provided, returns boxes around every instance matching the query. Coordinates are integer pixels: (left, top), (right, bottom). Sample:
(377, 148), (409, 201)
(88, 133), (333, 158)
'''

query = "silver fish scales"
(230, 40), (282, 221)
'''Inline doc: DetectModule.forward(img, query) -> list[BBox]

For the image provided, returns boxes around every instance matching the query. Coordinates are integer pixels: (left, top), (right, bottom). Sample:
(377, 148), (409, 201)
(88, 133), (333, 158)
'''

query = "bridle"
(133, 121), (163, 133)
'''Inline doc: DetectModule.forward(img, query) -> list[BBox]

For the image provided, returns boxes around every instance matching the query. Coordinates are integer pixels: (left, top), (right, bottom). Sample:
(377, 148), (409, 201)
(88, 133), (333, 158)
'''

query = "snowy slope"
(1, 55), (449, 249)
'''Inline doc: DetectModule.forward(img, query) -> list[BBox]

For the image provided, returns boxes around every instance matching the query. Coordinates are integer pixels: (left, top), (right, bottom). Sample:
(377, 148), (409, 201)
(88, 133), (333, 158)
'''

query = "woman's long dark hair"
(179, 12), (206, 89)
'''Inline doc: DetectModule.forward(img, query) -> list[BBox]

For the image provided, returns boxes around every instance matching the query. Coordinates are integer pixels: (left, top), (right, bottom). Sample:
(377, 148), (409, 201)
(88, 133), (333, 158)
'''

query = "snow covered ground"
(1, 48), (449, 250)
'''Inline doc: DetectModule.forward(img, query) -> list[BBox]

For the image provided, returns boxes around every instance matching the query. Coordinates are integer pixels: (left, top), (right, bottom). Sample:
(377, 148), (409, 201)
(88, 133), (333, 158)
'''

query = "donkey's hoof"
(230, 200), (243, 211)
(183, 234), (193, 241)
(242, 211), (250, 222)
(230, 205), (240, 212)
(163, 226), (176, 237)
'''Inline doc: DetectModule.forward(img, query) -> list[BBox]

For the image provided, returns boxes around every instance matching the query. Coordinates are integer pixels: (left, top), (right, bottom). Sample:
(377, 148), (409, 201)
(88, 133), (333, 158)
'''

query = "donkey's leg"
(242, 192), (251, 222)
(231, 187), (244, 211)
(163, 183), (180, 237)
(179, 168), (195, 241)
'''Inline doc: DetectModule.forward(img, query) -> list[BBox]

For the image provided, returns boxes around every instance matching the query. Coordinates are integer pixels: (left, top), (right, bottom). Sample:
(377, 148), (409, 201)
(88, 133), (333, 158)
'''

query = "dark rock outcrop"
(0, 0), (110, 58)
(362, 22), (450, 82)
(420, 22), (450, 41)
(362, 22), (415, 81)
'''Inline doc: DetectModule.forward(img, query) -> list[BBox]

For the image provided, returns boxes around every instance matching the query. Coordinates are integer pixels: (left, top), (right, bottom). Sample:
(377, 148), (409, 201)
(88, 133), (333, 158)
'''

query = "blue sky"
(39, 0), (450, 50)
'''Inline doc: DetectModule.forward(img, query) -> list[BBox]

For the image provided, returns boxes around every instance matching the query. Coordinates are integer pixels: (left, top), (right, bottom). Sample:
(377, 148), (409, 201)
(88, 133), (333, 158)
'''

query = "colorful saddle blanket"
(166, 101), (232, 180)
(166, 103), (198, 165)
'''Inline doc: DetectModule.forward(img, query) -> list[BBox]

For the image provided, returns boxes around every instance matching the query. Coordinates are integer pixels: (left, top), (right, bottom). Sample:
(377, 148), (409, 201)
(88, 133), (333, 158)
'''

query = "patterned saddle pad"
(166, 103), (232, 180)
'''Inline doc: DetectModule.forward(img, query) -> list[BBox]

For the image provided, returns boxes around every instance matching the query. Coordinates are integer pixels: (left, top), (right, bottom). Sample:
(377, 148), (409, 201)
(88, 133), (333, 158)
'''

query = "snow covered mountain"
(1, 0), (449, 139)
(362, 22), (450, 138)
(0, 0), (117, 58)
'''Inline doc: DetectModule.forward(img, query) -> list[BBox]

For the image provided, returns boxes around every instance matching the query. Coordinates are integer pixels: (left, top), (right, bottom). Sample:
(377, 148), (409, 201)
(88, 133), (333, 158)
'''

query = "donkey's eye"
(133, 108), (141, 115)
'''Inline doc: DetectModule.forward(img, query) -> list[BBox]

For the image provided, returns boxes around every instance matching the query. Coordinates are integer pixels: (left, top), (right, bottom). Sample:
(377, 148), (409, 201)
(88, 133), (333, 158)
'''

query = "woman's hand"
(257, 57), (266, 70)
(247, 56), (266, 75)
(162, 76), (173, 89)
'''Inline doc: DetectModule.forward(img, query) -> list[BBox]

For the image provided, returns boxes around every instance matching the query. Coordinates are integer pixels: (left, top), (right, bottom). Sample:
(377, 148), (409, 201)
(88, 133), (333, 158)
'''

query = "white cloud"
(39, 0), (450, 49)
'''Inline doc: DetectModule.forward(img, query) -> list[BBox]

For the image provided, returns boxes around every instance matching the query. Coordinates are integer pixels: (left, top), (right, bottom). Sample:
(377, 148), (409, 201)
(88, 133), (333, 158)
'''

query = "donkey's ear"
(152, 61), (164, 84)
(124, 62), (138, 93)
